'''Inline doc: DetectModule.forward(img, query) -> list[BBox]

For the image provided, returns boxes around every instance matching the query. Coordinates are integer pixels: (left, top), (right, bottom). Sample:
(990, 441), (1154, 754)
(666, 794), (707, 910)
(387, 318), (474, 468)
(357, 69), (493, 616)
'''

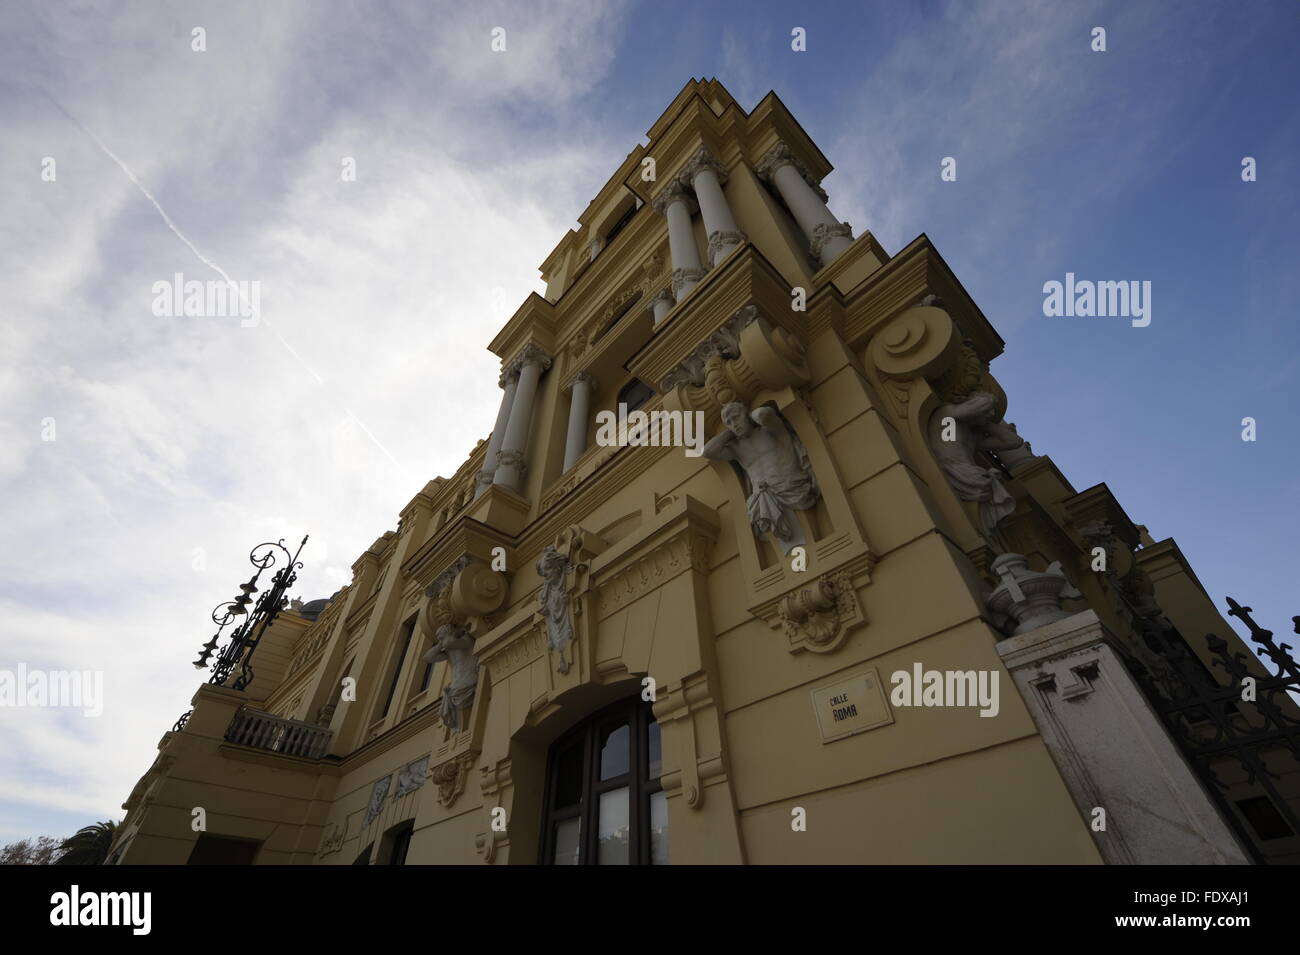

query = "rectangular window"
(386, 821), (415, 865)
(377, 617), (416, 720)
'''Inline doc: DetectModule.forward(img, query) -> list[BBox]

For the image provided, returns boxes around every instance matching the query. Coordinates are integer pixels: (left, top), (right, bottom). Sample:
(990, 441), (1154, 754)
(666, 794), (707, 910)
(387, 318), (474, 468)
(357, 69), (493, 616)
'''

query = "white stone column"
(756, 141), (854, 267)
(475, 368), (520, 498)
(492, 344), (551, 492)
(562, 372), (597, 472)
(683, 148), (747, 266)
(653, 181), (705, 300)
(649, 287), (674, 326)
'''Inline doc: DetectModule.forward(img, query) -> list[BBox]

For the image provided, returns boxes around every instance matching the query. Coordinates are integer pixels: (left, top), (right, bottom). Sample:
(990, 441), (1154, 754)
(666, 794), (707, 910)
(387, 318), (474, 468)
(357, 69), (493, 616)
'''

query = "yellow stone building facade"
(109, 79), (1297, 866)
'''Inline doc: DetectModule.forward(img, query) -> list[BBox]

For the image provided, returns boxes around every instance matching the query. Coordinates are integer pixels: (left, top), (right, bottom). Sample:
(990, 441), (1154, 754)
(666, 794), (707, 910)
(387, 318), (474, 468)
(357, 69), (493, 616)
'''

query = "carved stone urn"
(986, 552), (1082, 636)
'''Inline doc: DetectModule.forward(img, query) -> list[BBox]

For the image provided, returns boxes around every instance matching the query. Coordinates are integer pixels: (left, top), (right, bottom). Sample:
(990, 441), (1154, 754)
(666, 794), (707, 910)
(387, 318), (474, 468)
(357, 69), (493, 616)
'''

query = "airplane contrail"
(41, 89), (403, 471)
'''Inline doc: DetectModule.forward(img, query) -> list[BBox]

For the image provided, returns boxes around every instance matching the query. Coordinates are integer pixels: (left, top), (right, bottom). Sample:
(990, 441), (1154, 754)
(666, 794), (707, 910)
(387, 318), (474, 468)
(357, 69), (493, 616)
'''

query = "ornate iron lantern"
(191, 536), (308, 692)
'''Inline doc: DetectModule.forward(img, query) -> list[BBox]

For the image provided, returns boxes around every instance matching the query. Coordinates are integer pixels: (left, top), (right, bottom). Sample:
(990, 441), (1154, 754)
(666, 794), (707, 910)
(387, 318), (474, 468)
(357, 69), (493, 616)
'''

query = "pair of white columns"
(652, 147), (747, 304)
(755, 141), (854, 266)
(475, 344), (552, 496)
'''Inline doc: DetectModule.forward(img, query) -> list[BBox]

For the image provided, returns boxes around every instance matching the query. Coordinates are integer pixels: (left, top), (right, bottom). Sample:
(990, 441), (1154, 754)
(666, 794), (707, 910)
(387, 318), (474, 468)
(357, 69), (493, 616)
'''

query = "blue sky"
(0, 0), (1296, 845)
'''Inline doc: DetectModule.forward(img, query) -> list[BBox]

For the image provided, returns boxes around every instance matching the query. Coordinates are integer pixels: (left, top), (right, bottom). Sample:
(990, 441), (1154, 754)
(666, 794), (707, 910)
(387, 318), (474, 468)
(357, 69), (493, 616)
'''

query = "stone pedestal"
(996, 610), (1252, 864)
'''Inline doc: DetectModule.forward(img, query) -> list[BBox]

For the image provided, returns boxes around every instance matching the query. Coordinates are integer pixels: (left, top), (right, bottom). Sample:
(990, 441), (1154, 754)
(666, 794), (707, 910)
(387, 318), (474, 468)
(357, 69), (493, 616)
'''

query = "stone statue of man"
(536, 545), (574, 673)
(422, 622), (477, 732)
(928, 390), (1024, 535)
(703, 400), (819, 555)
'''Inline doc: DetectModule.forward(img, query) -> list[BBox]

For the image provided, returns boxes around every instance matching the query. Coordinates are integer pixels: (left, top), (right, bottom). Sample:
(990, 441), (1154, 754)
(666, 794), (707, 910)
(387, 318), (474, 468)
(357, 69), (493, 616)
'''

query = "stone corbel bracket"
(865, 297), (965, 420)
(427, 751), (476, 808)
(661, 305), (812, 426)
(653, 673), (726, 811)
(751, 553), (874, 654)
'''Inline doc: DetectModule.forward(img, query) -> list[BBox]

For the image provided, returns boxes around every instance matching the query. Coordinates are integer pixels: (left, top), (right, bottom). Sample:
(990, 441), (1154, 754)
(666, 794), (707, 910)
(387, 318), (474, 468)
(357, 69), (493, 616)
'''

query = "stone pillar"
(683, 148), (747, 266)
(653, 181), (705, 300)
(997, 610), (1253, 864)
(649, 287), (674, 326)
(562, 372), (597, 472)
(756, 141), (854, 267)
(492, 344), (551, 492)
(587, 236), (604, 262)
(475, 368), (520, 498)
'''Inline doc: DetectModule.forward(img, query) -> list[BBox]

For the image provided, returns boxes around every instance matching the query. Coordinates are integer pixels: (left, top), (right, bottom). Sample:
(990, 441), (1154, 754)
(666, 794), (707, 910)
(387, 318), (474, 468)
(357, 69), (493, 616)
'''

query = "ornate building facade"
(109, 80), (1298, 865)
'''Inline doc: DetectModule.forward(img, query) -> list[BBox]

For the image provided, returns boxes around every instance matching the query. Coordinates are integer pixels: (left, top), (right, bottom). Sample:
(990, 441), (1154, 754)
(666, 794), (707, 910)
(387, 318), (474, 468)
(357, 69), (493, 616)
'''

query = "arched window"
(540, 697), (668, 865)
(616, 378), (654, 413)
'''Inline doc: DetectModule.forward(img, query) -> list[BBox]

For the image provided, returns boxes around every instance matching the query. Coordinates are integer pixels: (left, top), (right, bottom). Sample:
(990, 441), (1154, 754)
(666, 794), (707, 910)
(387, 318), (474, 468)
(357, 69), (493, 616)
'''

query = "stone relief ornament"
(537, 545), (575, 673)
(422, 623), (478, 732)
(394, 755), (430, 797)
(318, 823), (345, 857)
(703, 400), (820, 555)
(362, 775), (391, 830)
(428, 752), (476, 808)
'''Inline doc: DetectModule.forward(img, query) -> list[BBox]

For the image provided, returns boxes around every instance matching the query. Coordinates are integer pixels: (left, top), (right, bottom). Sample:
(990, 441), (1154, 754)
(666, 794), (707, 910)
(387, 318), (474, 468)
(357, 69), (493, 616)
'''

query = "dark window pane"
(553, 817), (581, 865)
(553, 741), (584, 808)
(647, 719), (662, 780)
(599, 722), (630, 780)
(617, 379), (653, 413)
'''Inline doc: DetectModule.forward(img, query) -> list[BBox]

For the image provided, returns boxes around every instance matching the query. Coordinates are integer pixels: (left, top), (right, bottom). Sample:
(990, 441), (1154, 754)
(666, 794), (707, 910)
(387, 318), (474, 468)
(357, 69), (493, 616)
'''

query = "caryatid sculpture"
(422, 622), (478, 732)
(537, 545), (575, 673)
(703, 400), (820, 555)
(928, 390), (1025, 537)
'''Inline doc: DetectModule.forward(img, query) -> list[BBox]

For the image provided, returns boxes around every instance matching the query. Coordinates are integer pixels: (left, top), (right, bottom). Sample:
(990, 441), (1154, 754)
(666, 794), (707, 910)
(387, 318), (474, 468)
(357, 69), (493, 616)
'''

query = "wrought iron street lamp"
(191, 536), (308, 691)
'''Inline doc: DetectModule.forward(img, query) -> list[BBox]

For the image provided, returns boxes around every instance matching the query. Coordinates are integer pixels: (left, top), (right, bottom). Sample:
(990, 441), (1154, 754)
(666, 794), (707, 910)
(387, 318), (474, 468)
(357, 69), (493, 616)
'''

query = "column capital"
(755, 141), (828, 202)
(681, 146), (727, 187)
(652, 179), (698, 217)
(809, 222), (853, 261)
(671, 266), (707, 297)
(565, 371), (598, 395)
(506, 343), (553, 377)
(649, 286), (676, 307)
(497, 364), (521, 388)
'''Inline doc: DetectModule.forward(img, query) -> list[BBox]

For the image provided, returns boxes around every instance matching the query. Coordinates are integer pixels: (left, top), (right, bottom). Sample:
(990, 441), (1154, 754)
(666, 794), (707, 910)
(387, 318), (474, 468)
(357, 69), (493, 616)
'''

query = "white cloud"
(0, 0), (634, 837)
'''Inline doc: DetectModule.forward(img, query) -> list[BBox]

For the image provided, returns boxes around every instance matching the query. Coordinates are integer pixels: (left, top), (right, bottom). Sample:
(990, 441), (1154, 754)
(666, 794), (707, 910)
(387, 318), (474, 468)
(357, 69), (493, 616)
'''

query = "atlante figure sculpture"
(703, 401), (820, 554)
(422, 622), (477, 732)
(927, 390), (1024, 536)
